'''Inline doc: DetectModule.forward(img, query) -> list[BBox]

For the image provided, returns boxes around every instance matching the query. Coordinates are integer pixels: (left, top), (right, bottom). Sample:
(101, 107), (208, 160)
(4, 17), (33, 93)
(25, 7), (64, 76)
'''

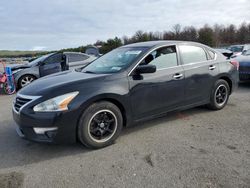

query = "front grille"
(14, 96), (32, 112)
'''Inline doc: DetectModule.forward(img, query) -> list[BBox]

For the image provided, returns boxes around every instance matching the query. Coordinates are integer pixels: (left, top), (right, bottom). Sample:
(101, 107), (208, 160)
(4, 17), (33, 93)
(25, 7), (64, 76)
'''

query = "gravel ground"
(0, 83), (249, 188)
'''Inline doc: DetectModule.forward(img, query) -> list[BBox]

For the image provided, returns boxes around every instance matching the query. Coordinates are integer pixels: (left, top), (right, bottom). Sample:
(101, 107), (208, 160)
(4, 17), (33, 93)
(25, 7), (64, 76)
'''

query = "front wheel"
(78, 101), (123, 149)
(207, 79), (230, 110)
(18, 75), (36, 89)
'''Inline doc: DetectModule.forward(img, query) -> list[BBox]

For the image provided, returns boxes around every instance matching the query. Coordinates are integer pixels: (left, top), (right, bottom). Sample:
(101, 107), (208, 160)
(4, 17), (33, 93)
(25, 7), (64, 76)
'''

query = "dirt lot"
(0, 83), (249, 188)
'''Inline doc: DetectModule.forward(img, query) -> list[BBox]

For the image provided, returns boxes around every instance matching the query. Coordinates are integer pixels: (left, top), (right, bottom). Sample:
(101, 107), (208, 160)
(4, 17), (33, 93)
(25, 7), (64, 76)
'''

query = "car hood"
(19, 70), (109, 96)
(7, 63), (31, 71)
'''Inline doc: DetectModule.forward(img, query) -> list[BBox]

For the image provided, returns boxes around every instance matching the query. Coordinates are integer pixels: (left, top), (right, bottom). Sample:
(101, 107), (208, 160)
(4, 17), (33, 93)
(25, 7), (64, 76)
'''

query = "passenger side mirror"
(135, 64), (156, 74)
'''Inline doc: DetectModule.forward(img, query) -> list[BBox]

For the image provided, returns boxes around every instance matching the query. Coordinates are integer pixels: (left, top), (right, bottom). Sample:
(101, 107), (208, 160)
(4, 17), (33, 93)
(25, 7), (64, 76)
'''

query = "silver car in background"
(10, 52), (97, 89)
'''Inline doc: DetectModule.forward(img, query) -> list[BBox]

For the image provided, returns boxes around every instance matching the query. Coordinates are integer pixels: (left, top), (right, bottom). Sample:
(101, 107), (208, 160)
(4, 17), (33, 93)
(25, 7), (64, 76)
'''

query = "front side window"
(44, 53), (63, 65)
(82, 47), (147, 74)
(179, 45), (207, 64)
(140, 46), (178, 69)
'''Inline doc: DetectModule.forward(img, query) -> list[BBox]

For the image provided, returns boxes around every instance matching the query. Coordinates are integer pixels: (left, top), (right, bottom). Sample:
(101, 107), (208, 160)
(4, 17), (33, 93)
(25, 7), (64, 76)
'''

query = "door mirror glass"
(136, 65), (156, 74)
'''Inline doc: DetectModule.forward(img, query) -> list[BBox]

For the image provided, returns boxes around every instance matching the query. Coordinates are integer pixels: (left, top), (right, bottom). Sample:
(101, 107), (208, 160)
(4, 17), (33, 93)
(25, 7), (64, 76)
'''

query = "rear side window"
(68, 54), (89, 63)
(179, 45), (207, 64)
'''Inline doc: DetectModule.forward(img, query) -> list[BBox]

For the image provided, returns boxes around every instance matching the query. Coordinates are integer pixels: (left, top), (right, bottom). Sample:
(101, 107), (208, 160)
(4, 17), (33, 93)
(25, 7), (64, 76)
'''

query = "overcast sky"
(0, 0), (249, 51)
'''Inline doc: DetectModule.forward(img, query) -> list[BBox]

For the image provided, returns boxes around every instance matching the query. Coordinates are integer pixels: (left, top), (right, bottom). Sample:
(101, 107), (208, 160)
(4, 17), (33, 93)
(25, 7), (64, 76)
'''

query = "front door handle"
(209, 65), (216, 70)
(173, 73), (183, 80)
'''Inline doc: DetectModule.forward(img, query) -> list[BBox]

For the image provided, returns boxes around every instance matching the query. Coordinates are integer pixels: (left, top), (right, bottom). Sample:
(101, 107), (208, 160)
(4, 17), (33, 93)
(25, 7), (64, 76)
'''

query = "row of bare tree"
(93, 22), (250, 54)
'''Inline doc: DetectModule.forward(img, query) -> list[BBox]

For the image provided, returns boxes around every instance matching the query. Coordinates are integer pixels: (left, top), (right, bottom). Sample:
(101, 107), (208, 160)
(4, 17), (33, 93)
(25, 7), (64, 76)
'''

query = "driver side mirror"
(246, 50), (250, 56)
(39, 61), (46, 66)
(242, 50), (247, 55)
(135, 64), (156, 74)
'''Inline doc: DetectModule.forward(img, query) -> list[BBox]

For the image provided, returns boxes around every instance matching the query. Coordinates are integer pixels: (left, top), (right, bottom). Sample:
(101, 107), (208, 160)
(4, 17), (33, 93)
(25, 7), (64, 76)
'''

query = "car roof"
(121, 40), (208, 49)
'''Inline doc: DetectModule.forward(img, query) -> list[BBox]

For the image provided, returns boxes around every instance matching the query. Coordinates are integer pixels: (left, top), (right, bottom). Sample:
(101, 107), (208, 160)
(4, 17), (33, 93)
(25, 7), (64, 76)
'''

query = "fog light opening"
(33, 127), (58, 135)
(45, 130), (57, 139)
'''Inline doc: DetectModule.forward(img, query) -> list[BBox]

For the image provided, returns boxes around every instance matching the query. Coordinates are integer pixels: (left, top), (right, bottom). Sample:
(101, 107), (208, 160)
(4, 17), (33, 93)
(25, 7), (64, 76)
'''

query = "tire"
(78, 101), (123, 149)
(18, 75), (36, 89)
(207, 79), (230, 110)
(3, 82), (16, 95)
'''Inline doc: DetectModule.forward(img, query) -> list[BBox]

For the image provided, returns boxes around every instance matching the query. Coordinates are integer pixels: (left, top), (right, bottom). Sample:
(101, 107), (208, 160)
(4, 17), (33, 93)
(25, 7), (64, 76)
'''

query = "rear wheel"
(78, 101), (123, 149)
(207, 79), (230, 110)
(18, 75), (36, 89)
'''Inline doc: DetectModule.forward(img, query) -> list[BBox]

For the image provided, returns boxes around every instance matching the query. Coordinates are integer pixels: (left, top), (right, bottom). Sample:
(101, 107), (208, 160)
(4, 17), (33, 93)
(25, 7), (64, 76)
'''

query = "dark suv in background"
(11, 52), (97, 89)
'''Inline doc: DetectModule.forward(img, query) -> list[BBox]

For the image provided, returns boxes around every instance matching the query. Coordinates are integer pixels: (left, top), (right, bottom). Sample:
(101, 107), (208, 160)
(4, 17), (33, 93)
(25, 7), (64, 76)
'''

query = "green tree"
(99, 37), (122, 54)
(198, 25), (215, 46)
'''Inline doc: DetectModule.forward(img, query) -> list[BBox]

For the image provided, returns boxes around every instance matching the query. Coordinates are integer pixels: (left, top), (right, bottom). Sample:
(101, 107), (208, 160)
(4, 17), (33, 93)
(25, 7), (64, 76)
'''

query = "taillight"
(230, 60), (239, 70)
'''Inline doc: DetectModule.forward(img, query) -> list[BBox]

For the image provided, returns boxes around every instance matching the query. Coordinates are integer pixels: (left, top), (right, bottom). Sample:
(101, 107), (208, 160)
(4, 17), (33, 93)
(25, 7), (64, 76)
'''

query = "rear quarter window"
(207, 49), (216, 60)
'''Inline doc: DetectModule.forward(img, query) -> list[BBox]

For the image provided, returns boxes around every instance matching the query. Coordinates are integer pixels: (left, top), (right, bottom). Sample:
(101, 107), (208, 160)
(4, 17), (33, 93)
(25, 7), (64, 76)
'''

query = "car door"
(178, 45), (219, 105)
(128, 45), (186, 120)
(39, 53), (63, 77)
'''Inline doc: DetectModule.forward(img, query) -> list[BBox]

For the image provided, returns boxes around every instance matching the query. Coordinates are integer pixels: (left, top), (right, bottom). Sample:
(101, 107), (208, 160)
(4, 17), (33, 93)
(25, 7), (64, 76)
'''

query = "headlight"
(33, 91), (79, 112)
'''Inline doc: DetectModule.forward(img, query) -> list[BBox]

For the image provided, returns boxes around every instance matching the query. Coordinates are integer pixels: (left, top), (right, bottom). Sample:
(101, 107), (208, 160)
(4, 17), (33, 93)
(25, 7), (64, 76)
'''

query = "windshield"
(82, 47), (147, 74)
(228, 46), (244, 53)
(28, 53), (54, 66)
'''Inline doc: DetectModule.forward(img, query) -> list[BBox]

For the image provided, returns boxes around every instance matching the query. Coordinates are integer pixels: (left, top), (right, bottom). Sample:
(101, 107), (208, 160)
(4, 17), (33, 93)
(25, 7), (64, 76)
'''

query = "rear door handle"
(173, 73), (183, 80)
(209, 65), (216, 70)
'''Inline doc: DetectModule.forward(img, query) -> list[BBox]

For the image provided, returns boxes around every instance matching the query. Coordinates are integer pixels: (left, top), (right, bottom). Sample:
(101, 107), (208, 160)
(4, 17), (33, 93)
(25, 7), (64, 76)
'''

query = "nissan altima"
(12, 41), (239, 149)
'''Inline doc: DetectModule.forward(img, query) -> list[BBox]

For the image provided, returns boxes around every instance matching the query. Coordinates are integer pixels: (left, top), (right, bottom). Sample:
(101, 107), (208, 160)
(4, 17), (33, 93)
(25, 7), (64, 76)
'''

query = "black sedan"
(12, 41), (239, 149)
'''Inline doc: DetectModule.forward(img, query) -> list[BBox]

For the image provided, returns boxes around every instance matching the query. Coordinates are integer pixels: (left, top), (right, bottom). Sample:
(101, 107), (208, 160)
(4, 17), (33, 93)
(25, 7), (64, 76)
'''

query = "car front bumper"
(12, 107), (79, 144)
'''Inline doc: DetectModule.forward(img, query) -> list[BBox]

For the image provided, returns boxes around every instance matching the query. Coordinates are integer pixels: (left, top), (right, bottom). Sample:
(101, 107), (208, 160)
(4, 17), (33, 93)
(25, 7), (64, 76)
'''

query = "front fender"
(14, 67), (40, 82)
